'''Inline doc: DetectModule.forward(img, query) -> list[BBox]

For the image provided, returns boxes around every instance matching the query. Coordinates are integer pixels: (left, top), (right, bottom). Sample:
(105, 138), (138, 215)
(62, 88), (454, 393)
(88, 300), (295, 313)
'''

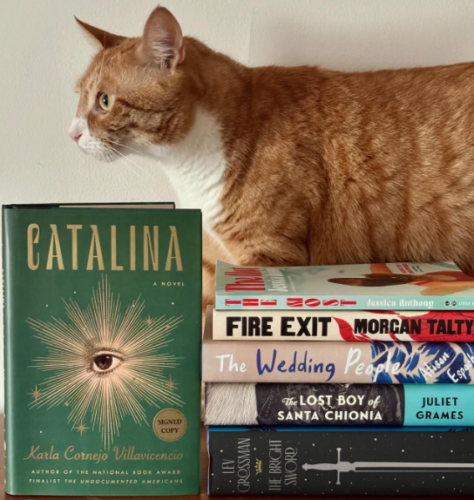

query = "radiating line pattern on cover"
(27, 276), (183, 448)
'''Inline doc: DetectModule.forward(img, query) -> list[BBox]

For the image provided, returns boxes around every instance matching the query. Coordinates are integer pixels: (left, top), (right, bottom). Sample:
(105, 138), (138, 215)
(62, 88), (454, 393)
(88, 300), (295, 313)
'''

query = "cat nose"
(69, 118), (85, 144)
(69, 130), (82, 143)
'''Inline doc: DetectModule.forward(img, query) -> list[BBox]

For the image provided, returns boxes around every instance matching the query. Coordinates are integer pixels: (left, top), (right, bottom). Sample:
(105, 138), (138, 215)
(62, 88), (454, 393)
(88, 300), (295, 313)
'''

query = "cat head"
(69, 6), (194, 161)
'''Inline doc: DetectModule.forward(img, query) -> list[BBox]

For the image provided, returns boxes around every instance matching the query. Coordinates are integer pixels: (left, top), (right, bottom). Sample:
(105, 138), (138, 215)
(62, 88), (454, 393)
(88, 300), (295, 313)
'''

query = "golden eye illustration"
(90, 350), (123, 374)
(98, 92), (114, 111)
(28, 276), (184, 449)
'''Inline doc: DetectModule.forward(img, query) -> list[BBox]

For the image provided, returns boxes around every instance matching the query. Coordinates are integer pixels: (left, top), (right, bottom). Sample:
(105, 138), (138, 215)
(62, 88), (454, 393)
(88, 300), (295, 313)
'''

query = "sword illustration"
(302, 448), (474, 485)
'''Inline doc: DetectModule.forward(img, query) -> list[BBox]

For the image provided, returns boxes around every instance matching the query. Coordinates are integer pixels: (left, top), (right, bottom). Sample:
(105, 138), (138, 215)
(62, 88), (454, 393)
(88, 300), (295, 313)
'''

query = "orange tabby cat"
(71, 6), (474, 311)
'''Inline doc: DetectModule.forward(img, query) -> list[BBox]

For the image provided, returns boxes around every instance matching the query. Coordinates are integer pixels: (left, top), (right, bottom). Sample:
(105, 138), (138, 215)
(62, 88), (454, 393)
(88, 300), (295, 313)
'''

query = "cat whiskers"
(81, 150), (132, 189)
(99, 150), (132, 186)
(106, 148), (139, 177)
(107, 142), (151, 177)
(107, 139), (145, 157)
(101, 150), (116, 163)
(108, 146), (150, 179)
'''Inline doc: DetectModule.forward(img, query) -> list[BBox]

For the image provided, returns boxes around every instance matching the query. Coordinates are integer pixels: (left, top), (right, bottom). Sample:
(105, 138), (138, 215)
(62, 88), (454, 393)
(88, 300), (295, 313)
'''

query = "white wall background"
(3, 0), (474, 411)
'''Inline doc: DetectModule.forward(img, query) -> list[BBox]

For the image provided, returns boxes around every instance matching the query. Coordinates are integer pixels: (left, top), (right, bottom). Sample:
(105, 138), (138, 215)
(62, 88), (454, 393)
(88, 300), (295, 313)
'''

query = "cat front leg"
(202, 257), (215, 315)
(201, 231), (230, 320)
(201, 230), (309, 319)
(456, 260), (474, 278)
(236, 245), (310, 268)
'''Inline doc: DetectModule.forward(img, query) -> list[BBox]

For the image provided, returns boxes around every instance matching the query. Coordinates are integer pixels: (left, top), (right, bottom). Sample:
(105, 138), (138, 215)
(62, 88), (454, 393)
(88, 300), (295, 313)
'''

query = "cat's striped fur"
(71, 6), (474, 312)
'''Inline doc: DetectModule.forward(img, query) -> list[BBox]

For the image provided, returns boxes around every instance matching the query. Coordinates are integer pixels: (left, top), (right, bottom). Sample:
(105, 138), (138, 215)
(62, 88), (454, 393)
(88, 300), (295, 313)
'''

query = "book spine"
(202, 337), (474, 384)
(215, 293), (467, 311)
(3, 208), (16, 494)
(208, 427), (474, 496)
(205, 383), (474, 426)
(213, 309), (474, 342)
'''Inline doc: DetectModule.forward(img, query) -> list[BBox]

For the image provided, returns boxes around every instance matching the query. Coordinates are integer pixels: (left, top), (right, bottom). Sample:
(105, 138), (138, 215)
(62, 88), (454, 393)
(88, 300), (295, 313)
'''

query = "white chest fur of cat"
(70, 108), (227, 236)
(147, 109), (227, 233)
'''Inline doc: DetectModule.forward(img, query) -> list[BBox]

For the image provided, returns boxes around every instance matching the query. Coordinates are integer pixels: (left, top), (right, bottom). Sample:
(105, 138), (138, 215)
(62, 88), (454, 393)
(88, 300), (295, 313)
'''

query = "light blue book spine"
(215, 294), (467, 310)
(215, 260), (474, 310)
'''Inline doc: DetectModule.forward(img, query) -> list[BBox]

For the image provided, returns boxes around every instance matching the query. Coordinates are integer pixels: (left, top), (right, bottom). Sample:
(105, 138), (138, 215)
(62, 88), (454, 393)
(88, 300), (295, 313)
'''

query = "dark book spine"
(205, 383), (474, 426)
(208, 427), (474, 496)
(257, 384), (403, 425)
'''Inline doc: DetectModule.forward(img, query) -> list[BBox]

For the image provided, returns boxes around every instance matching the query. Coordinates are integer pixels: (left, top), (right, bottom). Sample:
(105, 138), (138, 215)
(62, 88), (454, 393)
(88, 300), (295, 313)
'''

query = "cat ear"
(137, 7), (185, 70)
(75, 17), (125, 49)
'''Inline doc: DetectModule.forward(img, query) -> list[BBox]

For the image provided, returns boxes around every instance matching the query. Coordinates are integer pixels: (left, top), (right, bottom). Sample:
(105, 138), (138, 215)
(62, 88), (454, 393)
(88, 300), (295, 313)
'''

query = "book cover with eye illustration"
(215, 260), (474, 311)
(2, 203), (202, 496)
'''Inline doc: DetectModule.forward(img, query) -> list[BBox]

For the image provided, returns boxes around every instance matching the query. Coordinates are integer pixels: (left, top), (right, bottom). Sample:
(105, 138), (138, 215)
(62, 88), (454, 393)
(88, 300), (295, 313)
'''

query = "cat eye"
(98, 92), (115, 111)
(90, 350), (124, 374)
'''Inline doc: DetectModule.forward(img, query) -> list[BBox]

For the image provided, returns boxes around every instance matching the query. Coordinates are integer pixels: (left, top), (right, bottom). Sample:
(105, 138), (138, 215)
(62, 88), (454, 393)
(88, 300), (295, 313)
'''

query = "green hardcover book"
(3, 203), (202, 496)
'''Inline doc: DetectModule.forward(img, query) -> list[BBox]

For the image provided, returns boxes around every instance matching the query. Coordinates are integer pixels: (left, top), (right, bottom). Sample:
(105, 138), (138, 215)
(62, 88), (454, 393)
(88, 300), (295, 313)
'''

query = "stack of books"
(203, 261), (474, 496)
